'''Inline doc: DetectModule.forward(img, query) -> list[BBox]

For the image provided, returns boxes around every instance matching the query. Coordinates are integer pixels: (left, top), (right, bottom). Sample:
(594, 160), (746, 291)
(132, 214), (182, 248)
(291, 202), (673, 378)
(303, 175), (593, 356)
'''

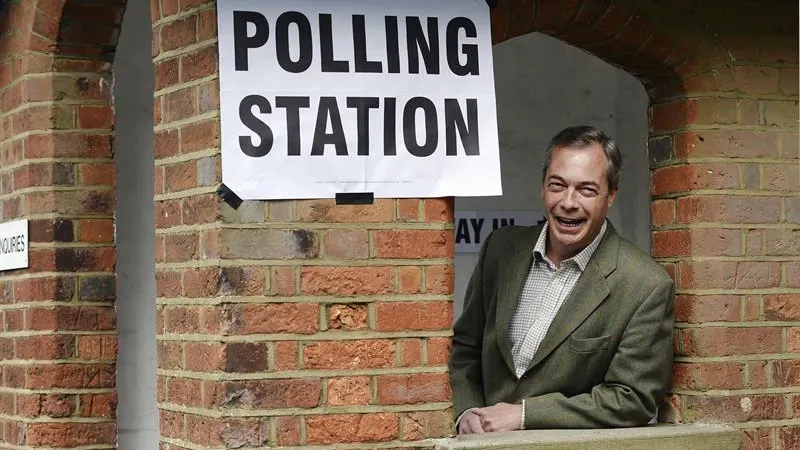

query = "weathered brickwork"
(0, 0), (124, 448)
(0, 0), (796, 448)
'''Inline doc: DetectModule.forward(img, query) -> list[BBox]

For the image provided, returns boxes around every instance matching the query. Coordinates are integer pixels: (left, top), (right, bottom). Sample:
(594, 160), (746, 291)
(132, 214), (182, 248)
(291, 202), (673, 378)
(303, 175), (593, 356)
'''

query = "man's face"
(541, 143), (617, 257)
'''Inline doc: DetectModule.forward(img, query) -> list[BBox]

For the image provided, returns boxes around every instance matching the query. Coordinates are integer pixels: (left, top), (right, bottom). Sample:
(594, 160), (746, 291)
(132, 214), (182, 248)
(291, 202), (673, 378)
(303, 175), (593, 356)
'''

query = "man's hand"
(472, 402), (523, 432)
(457, 410), (485, 435)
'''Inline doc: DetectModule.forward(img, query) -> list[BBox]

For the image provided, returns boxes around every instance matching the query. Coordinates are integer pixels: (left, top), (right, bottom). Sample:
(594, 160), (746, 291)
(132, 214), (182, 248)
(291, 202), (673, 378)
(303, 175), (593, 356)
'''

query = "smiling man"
(449, 126), (675, 433)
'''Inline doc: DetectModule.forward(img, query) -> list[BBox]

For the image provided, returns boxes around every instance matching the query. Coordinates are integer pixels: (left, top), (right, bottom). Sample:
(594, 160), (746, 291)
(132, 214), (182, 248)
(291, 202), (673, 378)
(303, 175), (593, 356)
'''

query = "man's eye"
(580, 187), (598, 196)
(548, 183), (565, 191)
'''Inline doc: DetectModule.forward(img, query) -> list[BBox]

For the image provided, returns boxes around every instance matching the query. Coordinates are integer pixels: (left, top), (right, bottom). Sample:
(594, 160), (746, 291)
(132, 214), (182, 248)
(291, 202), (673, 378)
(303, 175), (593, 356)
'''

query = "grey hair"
(541, 125), (623, 192)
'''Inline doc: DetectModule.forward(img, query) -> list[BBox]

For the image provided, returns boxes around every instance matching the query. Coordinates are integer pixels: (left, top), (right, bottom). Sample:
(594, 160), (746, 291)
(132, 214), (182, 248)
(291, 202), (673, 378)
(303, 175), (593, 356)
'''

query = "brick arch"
(0, 0), (127, 448)
(489, 0), (730, 95)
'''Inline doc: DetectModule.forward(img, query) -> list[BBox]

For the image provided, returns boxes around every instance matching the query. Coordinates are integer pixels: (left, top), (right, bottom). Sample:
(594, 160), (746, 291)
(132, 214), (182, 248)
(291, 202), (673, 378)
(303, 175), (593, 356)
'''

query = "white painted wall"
(454, 33), (650, 318)
(113, 0), (159, 448)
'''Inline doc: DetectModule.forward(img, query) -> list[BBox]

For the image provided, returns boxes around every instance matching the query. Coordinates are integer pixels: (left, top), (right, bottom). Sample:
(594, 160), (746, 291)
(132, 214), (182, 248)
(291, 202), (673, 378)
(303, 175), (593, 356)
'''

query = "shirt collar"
(533, 220), (608, 271)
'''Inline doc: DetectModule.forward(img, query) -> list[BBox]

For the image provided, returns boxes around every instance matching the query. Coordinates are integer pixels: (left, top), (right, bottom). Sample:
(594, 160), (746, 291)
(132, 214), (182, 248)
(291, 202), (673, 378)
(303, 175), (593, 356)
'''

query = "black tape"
(335, 192), (374, 205)
(217, 183), (244, 209)
(486, 0), (498, 7)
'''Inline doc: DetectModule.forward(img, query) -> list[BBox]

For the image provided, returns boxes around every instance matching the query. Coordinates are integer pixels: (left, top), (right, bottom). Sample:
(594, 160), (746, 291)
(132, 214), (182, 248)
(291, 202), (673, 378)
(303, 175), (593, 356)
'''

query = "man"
(449, 126), (675, 433)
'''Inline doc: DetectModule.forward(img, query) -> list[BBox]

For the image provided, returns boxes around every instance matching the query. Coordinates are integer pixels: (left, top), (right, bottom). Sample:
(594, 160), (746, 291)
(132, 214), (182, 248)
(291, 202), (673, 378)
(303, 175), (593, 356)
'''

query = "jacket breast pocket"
(568, 334), (611, 353)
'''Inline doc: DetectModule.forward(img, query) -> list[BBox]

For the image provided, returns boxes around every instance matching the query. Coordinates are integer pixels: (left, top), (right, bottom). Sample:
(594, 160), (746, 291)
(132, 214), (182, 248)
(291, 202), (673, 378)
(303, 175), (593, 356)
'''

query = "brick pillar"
(0, 0), (123, 448)
(650, 35), (799, 449)
(153, 1), (453, 448)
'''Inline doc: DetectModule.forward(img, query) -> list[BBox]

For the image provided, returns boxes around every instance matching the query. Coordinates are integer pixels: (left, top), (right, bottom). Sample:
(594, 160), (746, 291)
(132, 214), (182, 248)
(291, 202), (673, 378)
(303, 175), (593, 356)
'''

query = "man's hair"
(541, 126), (623, 192)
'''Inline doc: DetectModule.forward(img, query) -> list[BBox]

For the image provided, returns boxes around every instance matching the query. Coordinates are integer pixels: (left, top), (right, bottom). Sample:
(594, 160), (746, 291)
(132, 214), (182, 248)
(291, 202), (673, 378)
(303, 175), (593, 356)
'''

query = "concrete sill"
(432, 424), (741, 450)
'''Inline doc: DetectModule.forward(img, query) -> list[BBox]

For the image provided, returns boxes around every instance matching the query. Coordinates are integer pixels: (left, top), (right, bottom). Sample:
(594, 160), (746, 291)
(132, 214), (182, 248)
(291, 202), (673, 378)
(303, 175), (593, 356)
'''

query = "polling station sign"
(217, 0), (502, 200)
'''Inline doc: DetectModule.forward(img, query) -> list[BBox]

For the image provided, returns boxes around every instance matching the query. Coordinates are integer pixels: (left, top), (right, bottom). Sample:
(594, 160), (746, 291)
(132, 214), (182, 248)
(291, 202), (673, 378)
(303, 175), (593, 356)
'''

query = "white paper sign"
(217, 0), (502, 199)
(455, 210), (544, 253)
(0, 219), (29, 271)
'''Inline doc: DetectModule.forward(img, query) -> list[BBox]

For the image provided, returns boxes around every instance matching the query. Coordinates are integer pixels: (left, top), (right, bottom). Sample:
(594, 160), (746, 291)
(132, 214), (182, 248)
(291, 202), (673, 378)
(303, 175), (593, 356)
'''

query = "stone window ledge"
(433, 424), (741, 450)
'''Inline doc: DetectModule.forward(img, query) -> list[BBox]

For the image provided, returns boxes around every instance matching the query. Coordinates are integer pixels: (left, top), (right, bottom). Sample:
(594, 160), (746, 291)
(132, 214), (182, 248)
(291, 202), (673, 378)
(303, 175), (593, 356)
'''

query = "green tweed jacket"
(449, 222), (675, 429)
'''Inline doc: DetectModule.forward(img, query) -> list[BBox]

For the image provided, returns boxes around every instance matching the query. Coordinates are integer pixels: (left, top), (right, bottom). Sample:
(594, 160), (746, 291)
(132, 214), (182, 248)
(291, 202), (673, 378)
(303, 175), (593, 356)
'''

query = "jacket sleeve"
(522, 279), (675, 428)
(448, 231), (496, 420)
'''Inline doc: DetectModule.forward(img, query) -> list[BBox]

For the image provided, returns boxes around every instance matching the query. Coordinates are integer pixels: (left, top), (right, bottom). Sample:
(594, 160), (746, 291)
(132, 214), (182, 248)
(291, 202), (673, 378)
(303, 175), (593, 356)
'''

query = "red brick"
(427, 337), (451, 366)
(181, 45), (217, 82)
(181, 119), (219, 153)
(398, 266), (422, 294)
(674, 295), (741, 323)
(306, 413), (399, 444)
(402, 410), (454, 440)
(324, 229), (369, 260)
(16, 394), (76, 418)
(274, 341), (297, 371)
(675, 131), (780, 159)
(298, 199), (394, 222)
(778, 426), (800, 450)
(157, 341), (183, 370)
(787, 262), (800, 288)
(399, 339), (422, 367)
(164, 159), (198, 192)
(79, 392), (116, 417)
(276, 416), (301, 446)
(651, 163), (739, 196)
(398, 199), (419, 221)
(301, 266), (393, 295)
(161, 15), (198, 51)
(774, 361), (800, 388)
(328, 304), (368, 331)
(377, 373), (451, 405)
(78, 219), (114, 243)
(185, 342), (225, 372)
(373, 230), (453, 258)
(160, 410), (183, 438)
(27, 422), (116, 446)
(271, 267), (296, 295)
(683, 395), (788, 422)
(185, 415), (226, 446)
(764, 165), (800, 192)
(198, 8), (217, 40)
(426, 265), (454, 294)
(779, 68), (799, 96)
(652, 230), (690, 257)
(182, 194), (219, 225)
(226, 303), (319, 334)
(26, 364), (115, 388)
(672, 362), (745, 390)
(748, 361), (769, 389)
(164, 306), (201, 334)
(788, 328), (800, 353)
(375, 302), (452, 332)
(162, 87), (197, 123)
(678, 196), (782, 224)
(304, 340), (395, 369)
(77, 105), (113, 129)
(77, 335), (117, 361)
(424, 198), (454, 223)
(164, 233), (198, 262)
(328, 376), (371, 406)
(651, 199), (675, 226)
(212, 379), (321, 409)
(764, 294), (800, 320)
(680, 327), (783, 357)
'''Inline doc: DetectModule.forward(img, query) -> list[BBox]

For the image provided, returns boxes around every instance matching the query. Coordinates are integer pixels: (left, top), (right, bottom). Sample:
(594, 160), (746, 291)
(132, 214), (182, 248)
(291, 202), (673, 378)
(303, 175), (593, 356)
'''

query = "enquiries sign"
(216, 0), (502, 199)
(0, 219), (28, 272)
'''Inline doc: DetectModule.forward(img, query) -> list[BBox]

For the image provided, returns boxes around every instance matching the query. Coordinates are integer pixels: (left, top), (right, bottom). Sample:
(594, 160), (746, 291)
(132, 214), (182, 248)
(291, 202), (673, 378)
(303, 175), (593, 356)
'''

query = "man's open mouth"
(556, 217), (586, 228)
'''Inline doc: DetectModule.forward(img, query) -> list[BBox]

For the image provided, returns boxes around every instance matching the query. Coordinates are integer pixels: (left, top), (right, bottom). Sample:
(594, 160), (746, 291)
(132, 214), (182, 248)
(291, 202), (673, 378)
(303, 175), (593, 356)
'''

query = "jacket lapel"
(494, 226), (539, 375)
(525, 224), (620, 372)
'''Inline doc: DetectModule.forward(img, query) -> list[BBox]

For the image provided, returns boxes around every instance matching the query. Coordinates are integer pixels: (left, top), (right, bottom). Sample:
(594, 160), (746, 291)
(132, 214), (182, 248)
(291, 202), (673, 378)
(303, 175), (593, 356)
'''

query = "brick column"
(0, 1), (122, 448)
(650, 36), (799, 448)
(152, 1), (455, 448)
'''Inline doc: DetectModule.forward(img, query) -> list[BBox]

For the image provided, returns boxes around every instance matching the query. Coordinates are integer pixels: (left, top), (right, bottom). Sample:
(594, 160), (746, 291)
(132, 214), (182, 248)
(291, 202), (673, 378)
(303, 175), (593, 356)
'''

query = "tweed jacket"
(449, 222), (675, 429)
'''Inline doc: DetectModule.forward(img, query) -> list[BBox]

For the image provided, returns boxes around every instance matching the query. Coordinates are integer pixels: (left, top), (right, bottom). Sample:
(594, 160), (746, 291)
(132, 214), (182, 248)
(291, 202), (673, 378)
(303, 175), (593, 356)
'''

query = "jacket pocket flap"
(568, 334), (611, 353)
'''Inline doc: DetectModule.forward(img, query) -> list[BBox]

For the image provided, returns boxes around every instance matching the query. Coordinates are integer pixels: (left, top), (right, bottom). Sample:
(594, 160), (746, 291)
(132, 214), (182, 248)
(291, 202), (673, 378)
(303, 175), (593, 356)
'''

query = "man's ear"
(607, 189), (617, 208)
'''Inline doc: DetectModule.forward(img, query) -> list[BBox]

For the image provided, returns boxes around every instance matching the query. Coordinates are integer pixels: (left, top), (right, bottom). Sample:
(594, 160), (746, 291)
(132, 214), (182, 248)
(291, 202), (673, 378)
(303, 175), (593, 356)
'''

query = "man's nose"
(560, 188), (579, 209)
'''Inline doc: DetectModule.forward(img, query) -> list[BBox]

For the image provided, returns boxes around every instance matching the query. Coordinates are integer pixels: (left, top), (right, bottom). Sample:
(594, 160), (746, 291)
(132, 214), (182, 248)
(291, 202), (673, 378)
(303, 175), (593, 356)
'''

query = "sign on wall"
(216, 0), (501, 200)
(0, 219), (29, 271)
(455, 210), (544, 253)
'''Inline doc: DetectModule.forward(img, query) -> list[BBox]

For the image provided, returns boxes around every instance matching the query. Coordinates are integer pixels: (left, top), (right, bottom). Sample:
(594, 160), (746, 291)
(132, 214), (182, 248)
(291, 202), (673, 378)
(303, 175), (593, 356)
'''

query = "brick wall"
(0, 0), (797, 449)
(650, 35), (799, 450)
(0, 0), (123, 448)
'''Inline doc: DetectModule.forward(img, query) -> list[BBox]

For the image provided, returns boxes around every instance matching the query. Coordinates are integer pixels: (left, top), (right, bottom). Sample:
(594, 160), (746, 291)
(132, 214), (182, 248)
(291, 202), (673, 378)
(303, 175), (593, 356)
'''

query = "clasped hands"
(457, 402), (522, 434)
